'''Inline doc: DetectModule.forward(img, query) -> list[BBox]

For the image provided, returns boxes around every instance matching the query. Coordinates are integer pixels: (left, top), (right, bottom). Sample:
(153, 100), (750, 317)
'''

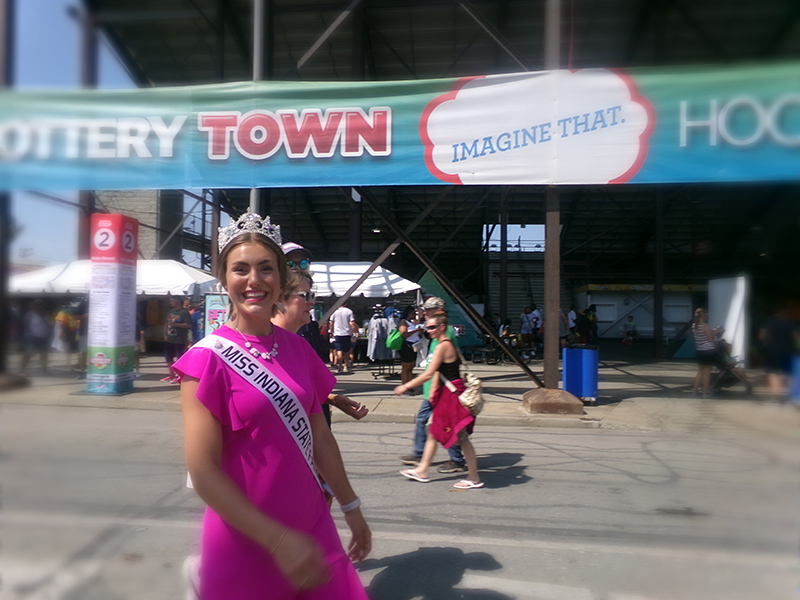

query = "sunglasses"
(425, 324), (440, 330)
(286, 259), (310, 271)
(291, 291), (316, 303)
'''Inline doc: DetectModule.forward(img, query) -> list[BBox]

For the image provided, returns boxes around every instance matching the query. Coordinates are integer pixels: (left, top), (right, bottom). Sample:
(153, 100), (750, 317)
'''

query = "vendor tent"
(311, 262), (420, 297)
(10, 260), (419, 299)
(9, 260), (216, 296)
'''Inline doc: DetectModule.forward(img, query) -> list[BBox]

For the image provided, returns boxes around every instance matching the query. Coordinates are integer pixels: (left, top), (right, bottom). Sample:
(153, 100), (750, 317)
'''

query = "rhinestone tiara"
(218, 209), (282, 254)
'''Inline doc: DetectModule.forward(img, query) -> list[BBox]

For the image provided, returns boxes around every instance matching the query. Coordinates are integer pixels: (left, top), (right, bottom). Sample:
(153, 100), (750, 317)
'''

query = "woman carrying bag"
(393, 314), (483, 490)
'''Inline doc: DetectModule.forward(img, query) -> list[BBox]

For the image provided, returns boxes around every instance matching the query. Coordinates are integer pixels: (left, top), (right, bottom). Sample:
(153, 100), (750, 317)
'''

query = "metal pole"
(78, 7), (98, 259)
(253, 0), (264, 81)
(654, 187), (665, 358)
(211, 191), (221, 276)
(349, 188), (362, 261)
(249, 0), (263, 213)
(0, 0), (13, 374)
(499, 192), (508, 324)
(543, 0), (562, 388)
(543, 186), (560, 388)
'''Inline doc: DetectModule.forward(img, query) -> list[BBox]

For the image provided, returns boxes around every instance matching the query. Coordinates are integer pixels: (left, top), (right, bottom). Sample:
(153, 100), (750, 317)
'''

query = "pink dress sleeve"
(173, 346), (245, 431)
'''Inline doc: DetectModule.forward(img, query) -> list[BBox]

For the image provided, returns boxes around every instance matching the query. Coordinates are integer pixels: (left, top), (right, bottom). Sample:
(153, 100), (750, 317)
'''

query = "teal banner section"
(0, 63), (797, 189)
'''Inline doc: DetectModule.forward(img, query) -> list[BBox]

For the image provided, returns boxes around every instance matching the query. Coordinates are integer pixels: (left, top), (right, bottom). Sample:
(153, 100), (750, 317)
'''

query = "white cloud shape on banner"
(420, 70), (654, 185)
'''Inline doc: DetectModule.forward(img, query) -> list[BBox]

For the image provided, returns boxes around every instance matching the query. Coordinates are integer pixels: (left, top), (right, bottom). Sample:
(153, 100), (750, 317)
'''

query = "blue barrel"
(790, 355), (800, 405)
(562, 346), (599, 399)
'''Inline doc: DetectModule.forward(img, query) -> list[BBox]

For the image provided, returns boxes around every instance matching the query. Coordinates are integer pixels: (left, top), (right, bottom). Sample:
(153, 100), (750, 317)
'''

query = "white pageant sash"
(193, 333), (321, 490)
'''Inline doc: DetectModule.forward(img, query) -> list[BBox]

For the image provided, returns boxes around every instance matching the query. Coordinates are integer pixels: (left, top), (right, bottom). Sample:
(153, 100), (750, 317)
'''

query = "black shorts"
(26, 336), (49, 352)
(399, 340), (416, 363)
(165, 341), (187, 363)
(334, 335), (352, 352)
(764, 353), (792, 374)
(695, 350), (718, 366)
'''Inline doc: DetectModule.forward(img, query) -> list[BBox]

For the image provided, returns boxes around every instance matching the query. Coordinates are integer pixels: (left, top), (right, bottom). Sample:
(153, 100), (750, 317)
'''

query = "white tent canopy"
(9, 259), (216, 296)
(10, 260), (419, 299)
(310, 262), (419, 297)
(194, 262), (420, 298)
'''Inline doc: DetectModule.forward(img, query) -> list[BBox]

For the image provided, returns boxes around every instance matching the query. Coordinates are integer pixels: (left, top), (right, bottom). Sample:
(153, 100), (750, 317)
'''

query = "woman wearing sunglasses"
(273, 270), (368, 422)
(282, 242), (312, 272)
(393, 314), (482, 490)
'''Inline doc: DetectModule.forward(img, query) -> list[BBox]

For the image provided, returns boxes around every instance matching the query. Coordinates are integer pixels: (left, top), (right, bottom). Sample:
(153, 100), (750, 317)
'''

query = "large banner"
(0, 63), (797, 189)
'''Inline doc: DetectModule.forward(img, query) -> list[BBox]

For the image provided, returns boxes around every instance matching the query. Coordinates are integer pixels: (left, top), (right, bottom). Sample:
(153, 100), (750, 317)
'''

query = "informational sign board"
(204, 293), (230, 338)
(87, 214), (138, 394)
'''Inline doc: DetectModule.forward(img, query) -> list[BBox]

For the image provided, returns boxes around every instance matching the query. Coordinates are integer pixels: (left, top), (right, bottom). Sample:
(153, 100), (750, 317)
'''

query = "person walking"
(394, 313), (482, 490)
(520, 306), (537, 359)
(330, 301), (357, 373)
(759, 305), (797, 401)
(273, 269), (368, 422)
(399, 296), (467, 474)
(397, 305), (422, 388)
(162, 296), (192, 383)
(692, 308), (718, 398)
(174, 211), (370, 599)
(19, 299), (52, 376)
(72, 297), (89, 379)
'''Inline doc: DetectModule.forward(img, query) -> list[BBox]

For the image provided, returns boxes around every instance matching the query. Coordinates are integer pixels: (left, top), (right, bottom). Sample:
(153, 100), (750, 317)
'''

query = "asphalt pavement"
(1, 342), (798, 600)
(1, 340), (797, 440)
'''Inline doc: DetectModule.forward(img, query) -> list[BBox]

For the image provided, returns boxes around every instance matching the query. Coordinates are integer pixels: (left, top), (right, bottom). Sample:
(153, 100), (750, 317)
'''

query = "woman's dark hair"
(693, 307), (707, 325)
(402, 305), (416, 321)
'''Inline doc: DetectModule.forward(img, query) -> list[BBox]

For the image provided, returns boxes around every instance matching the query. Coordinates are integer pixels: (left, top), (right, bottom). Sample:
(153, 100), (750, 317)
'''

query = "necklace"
(233, 324), (278, 360)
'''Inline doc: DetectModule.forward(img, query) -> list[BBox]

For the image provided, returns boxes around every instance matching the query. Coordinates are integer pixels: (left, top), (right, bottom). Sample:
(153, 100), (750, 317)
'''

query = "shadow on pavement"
(361, 547), (511, 600)
(476, 452), (530, 489)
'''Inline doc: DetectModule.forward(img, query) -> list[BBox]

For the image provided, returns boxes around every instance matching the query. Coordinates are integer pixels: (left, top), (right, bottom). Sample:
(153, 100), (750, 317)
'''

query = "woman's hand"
(344, 508), (372, 563)
(331, 394), (369, 420)
(272, 527), (331, 591)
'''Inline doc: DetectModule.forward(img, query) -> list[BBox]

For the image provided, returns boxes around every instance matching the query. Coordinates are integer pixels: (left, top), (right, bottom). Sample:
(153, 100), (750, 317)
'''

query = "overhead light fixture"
(372, 228), (381, 233)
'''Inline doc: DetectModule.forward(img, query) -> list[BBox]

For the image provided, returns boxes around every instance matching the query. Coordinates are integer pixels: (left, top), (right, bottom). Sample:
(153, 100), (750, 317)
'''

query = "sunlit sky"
(11, 0), (135, 267)
(10, 2), (537, 267)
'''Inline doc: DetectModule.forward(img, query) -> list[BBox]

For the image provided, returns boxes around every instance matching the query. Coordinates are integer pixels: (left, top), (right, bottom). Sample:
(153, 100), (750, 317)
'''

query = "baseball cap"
(281, 242), (312, 258)
(422, 296), (446, 310)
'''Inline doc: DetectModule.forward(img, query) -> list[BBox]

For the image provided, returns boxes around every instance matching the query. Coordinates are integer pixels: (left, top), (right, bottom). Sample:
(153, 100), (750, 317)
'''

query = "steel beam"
(320, 185), (453, 323)
(457, 0), (531, 71)
(288, 0), (363, 76)
(362, 188), (544, 387)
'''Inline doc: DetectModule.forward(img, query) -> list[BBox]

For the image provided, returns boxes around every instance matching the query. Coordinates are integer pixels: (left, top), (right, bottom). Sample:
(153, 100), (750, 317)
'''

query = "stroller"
(709, 339), (753, 395)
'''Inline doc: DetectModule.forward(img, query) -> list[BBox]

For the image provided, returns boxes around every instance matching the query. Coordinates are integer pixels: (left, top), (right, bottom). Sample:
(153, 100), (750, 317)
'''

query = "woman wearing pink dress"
(174, 212), (370, 599)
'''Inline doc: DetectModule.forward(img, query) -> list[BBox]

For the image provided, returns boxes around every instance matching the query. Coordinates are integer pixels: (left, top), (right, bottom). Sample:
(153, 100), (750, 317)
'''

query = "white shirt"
(520, 312), (536, 334)
(568, 310), (577, 328)
(405, 321), (422, 344)
(331, 306), (355, 336)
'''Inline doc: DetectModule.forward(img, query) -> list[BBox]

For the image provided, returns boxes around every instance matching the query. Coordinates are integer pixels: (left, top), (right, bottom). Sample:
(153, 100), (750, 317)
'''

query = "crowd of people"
(5, 209), (800, 599)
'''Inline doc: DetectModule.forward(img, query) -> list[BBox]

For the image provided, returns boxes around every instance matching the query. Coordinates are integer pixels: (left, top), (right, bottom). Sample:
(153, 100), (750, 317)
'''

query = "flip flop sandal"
(452, 480), (484, 490)
(400, 469), (431, 483)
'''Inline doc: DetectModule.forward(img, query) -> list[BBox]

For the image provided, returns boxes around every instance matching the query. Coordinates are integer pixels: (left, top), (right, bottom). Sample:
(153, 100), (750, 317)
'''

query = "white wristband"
(340, 497), (362, 513)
